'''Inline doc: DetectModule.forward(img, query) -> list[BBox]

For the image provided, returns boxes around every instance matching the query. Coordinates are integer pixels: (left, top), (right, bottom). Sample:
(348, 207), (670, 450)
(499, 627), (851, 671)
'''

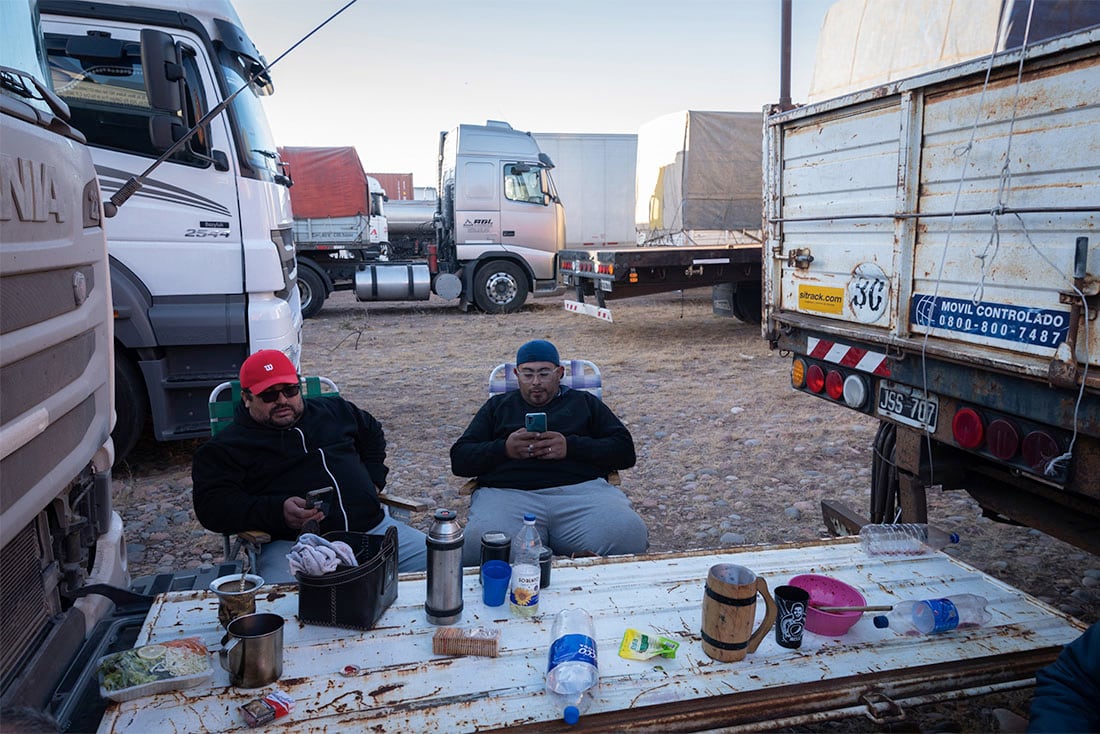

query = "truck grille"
(0, 523), (53, 691)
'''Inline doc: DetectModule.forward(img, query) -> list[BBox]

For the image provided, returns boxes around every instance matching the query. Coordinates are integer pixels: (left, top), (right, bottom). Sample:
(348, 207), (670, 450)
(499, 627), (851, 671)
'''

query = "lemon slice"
(136, 644), (167, 660)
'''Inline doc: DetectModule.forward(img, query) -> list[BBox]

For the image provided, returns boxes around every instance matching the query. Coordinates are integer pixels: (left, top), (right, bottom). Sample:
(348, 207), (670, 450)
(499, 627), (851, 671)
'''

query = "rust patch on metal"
(368, 683), (404, 698)
(279, 676), (310, 687)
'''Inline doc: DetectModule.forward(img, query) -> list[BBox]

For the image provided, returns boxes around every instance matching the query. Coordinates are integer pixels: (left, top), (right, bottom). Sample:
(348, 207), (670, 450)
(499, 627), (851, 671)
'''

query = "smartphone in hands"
(306, 486), (332, 514)
(525, 412), (547, 433)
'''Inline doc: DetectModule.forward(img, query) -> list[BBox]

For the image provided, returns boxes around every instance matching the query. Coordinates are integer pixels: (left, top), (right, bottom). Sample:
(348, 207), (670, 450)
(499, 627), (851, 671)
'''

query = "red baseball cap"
(239, 350), (298, 394)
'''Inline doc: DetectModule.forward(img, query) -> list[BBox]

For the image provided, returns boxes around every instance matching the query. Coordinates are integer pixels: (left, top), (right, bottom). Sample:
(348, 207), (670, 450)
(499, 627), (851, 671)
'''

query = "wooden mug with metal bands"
(700, 563), (778, 662)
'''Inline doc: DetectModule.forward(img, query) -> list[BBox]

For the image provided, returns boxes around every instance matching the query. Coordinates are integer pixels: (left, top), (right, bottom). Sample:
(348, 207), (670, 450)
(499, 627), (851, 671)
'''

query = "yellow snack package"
(618, 628), (679, 660)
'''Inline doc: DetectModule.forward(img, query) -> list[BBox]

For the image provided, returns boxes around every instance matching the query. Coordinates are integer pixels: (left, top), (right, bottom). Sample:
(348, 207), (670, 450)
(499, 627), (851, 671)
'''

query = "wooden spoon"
(813, 604), (893, 613)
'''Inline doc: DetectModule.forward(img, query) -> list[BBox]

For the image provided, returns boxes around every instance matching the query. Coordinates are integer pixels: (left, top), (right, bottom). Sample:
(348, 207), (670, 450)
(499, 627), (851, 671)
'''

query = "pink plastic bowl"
(788, 574), (866, 637)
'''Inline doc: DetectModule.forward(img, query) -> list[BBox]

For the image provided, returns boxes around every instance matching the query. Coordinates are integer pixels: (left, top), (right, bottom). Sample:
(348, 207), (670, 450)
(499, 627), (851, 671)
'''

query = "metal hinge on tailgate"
(860, 691), (906, 725)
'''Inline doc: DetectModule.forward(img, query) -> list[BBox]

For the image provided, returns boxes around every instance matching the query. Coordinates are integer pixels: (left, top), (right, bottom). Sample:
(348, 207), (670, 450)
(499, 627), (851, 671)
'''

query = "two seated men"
(191, 340), (648, 577)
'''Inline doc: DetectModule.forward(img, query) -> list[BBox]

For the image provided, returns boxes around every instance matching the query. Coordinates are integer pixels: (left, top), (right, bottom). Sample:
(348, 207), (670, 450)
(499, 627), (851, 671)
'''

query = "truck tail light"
(842, 374), (868, 409)
(1022, 430), (1061, 472)
(825, 370), (844, 400)
(806, 364), (825, 393)
(952, 408), (985, 449)
(986, 418), (1020, 460)
(791, 358), (807, 388)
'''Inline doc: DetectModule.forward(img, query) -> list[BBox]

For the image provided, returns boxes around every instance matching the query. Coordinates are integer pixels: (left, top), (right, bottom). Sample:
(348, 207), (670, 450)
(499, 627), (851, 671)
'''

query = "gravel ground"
(112, 288), (1099, 731)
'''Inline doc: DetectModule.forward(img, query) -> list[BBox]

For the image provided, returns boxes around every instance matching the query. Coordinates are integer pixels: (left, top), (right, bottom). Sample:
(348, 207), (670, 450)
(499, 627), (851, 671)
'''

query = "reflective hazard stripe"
(807, 337), (891, 377)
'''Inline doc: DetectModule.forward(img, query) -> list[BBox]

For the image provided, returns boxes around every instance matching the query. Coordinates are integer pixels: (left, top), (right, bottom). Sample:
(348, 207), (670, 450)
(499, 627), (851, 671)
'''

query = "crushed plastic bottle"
(873, 594), (992, 635)
(859, 523), (960, 556)
(546, 608), (598, 725)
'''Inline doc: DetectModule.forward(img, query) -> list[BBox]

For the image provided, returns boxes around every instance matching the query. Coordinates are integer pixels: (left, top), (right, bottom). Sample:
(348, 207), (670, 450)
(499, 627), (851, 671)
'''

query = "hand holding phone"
(306, 487), (332, 514)
(525, 412), (547, 433)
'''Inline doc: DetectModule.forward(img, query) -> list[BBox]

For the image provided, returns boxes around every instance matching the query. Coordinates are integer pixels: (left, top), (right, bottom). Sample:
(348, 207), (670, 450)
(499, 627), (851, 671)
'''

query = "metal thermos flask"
(425, 509), (464, 625)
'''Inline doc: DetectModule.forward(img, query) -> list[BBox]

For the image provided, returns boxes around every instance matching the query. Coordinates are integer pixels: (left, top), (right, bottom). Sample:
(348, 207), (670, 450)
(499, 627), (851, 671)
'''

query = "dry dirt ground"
(113, 288), (1099, 732)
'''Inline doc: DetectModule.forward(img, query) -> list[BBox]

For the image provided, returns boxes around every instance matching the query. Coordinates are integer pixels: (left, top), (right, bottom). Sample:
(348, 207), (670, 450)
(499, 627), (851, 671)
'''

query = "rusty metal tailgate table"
(97, 540), (1086, 732)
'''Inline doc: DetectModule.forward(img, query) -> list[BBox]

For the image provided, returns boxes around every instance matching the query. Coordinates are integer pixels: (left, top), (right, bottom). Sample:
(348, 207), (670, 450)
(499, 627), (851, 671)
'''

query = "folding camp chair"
(488, 359), (603, 398)
(460, 359), (618, 495)
(205, 377), (428, 570)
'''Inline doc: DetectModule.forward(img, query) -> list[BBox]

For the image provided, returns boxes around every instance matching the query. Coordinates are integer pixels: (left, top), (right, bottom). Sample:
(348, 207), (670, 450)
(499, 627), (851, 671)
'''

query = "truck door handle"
(503, 230), (515, 237)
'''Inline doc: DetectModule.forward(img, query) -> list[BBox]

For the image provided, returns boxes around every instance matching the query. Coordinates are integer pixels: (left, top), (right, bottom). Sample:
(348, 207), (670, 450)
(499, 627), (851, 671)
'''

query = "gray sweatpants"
(460, 478), (649, 566)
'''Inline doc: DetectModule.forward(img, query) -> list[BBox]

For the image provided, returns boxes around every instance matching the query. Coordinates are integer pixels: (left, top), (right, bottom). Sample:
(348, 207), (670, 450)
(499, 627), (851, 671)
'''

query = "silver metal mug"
(220, 612), (284, 688)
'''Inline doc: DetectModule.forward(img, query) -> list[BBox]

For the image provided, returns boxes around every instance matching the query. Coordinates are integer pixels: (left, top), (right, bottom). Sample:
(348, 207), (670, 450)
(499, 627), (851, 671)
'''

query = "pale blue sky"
(235, 0), (835, 184)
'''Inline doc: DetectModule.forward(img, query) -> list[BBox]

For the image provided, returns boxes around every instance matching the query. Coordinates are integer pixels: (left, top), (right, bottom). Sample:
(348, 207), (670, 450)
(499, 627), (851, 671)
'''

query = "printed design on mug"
(779, 600), (806, 639)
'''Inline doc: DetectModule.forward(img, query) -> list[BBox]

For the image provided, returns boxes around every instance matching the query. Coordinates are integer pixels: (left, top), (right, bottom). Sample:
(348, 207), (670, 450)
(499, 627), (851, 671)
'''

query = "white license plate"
(877, 382), (939, 431)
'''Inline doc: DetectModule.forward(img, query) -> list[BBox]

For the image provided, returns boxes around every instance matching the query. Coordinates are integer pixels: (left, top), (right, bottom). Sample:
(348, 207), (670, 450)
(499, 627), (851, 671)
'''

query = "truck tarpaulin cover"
(635, 110), (761, 236)
(365, 173), (414, 200)
(279, 146), (371, 218)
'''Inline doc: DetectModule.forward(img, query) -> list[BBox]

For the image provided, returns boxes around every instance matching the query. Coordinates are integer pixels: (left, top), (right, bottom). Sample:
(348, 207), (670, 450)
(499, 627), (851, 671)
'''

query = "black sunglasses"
(249, 384), (301, 403)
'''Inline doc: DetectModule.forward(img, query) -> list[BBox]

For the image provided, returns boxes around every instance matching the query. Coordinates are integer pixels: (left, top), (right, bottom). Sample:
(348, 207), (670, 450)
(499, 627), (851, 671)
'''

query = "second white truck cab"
(431, 120), (564, 312)
(40, 0), (302, 461)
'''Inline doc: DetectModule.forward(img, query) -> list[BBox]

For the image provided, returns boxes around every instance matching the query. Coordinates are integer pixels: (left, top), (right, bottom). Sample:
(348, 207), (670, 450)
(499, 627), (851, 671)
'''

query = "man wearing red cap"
(192, 350), (426, 579)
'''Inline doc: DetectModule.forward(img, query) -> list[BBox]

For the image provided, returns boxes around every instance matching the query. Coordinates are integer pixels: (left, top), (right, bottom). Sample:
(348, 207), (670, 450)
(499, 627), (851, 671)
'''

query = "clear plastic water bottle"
(873, 594), (992, 635)
(546, 608), (598, 725)
(859, 523), (960, 556)
(509, 513), (541, 617)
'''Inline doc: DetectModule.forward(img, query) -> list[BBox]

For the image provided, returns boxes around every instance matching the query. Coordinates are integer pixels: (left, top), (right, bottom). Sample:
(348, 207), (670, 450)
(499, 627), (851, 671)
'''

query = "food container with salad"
(97, 637), (213, 702)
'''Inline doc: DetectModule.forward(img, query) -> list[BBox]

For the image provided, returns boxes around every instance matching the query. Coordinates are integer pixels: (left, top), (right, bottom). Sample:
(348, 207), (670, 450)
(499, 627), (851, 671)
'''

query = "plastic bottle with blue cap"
(546, 608), (598, 725)
(858, 523), (960, 556)
(873, 594), (992, 635)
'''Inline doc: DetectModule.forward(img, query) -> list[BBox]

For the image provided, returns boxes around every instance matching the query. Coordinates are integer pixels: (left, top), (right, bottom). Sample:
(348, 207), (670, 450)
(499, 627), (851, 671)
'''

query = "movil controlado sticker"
(910, 294), (1070, 348)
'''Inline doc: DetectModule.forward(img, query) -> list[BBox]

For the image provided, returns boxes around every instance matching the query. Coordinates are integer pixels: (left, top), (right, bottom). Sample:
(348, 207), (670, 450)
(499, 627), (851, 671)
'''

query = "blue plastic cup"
(481, 560), (511, 607)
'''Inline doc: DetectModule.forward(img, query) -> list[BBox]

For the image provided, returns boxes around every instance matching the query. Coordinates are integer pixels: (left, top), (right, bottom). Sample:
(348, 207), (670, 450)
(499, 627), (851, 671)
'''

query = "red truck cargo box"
(278, 146), (370, 218)
(366, 172), (414, 200)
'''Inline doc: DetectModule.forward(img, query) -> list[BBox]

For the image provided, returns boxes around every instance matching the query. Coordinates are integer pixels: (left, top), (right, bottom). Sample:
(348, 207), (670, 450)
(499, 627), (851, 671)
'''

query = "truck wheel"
(297, 266), (326, 319)
(112, 353), (147, 466)
(473, 260), (529, 313)
(735, 282), (762, 324)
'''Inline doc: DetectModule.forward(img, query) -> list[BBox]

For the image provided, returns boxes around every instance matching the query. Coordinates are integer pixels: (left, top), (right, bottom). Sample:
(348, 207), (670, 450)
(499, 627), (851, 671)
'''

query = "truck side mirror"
(149, 115), (185, 149)
(140, 28), (183, 113)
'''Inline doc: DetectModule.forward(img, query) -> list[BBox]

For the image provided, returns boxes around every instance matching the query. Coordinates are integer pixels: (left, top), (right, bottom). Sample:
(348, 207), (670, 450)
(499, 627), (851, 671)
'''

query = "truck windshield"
(0, 0), (52, 115)
(219, 59), (280, 180)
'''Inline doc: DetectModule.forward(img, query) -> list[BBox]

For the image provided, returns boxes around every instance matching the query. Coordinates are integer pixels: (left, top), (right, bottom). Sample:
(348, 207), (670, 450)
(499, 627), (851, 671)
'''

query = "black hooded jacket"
(192, 396), (388, 541)
(450, 386), (635, 490)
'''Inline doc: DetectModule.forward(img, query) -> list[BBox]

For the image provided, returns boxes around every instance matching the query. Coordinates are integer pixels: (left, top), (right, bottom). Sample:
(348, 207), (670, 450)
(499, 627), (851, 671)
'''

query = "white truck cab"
(40, 0), (302, 460)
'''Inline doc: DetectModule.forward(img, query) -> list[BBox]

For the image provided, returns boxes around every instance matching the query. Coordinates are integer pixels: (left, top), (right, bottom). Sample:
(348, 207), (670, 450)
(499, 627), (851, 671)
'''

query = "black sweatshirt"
(192, 396), (388, 541)
(450, 386), (635, 490)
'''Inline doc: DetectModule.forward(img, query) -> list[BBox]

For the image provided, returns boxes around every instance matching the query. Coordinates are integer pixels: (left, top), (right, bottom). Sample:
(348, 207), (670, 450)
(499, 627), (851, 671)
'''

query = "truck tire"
(112, 352), (147, 466)
(736, 281), (762, 324)
(473, 260), (529, 313)
(297, 265), (326, 319)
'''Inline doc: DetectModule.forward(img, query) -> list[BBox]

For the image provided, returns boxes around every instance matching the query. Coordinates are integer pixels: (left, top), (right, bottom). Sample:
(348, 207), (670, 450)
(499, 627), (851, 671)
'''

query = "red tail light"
(952, 408), (985, 449)
(806, 364), (825, 393)
(825, 370), (844, 400)
(986, 418), (1021, 460)
(1022, 431), (1060, 472)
